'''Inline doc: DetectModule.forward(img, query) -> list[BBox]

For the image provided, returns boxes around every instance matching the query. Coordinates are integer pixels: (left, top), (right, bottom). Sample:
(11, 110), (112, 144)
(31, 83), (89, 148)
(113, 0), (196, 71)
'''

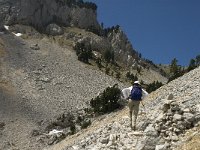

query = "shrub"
(105, 67), (110, 75)
(116, 72), (121, 80)
(168, 58), (184, 82)
(70, 124), (76, 134)
(74, 42), (93, 63)
(81, 119), (91, 129)
(95, 58), (102, 69)
(146, 81), (163, 93)
(90, 84), (122, 114)
(126, 72), (138, 83)
(104, 49), (114, 63)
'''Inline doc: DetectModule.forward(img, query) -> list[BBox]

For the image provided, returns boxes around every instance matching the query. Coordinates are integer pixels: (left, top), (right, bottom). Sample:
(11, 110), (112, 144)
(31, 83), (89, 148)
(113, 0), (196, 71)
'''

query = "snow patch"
(12, 32), (23, 37)
(48, 129), (63, 135)
(4, 25), (9, 30)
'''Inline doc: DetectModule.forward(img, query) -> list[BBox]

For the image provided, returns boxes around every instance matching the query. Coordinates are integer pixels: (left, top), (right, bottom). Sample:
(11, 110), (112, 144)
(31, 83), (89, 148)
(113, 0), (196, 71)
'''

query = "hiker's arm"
(121, 86), (132, 100)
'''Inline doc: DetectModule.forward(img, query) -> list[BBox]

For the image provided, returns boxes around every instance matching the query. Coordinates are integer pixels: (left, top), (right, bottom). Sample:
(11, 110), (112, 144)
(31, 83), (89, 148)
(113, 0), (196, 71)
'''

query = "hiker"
(122, 81), (148, 130)
(129, 81), (148, 130)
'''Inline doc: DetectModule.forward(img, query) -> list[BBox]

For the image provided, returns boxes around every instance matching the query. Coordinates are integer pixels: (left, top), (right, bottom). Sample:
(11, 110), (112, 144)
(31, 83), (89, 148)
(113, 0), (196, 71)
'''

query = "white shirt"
(121, 86), (148, 100)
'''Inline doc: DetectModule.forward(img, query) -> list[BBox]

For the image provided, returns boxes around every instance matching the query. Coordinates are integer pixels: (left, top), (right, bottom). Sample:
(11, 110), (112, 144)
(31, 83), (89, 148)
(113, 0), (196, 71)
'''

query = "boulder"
(30, 44), (40, 50)
(144, 124), (158, 137)
(173, 114), (182, 122)
(183, 113), (195, 123)
(167, 93), (174, 100)
(46, 24), (64, 36)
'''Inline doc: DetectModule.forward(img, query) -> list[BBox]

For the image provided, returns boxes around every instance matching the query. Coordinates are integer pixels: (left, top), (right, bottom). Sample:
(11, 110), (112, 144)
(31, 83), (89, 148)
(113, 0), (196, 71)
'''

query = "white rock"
(173, 114), (182, 121)
(155, 144), (165, 150)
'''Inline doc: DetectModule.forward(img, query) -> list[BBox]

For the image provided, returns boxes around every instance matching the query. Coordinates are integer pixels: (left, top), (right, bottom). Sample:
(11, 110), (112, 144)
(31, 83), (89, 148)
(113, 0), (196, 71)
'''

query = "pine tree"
(187, 59), (196, 71)
(196, 55), (200, 66)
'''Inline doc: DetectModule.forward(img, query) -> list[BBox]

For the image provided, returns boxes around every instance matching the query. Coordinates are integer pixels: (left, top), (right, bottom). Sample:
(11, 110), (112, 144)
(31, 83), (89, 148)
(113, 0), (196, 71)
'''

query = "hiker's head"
(133, 81), (140, 86)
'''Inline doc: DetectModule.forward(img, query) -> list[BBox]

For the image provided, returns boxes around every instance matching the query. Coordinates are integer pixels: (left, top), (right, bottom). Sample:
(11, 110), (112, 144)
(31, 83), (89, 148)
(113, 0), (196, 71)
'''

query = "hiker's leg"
(128, 99), (134, 128)
(133, 101), (140, 130)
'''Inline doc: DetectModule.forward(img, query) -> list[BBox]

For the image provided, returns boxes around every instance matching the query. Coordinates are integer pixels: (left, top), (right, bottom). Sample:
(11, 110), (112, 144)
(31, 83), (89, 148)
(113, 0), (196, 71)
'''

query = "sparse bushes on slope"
(168, 58), (184, 82)
(126, 71), (138, 83)
(90, 84), (122, 114)
(103, 49), (114, 63)
(168, 55), (200, 82)
(187, 55), (200, 72)
(103, 25), (120, 37)
(146, 81), (163, 93)
(74, 42), (93, 63)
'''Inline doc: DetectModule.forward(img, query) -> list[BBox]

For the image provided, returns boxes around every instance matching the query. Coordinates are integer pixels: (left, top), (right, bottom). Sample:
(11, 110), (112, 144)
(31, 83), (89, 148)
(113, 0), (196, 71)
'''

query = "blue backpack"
(130, 86), (142, 101)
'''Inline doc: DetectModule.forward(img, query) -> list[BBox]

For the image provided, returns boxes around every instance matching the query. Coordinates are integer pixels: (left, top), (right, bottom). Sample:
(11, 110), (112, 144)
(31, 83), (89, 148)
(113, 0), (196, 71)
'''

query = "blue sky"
(85, 0), (200, 66)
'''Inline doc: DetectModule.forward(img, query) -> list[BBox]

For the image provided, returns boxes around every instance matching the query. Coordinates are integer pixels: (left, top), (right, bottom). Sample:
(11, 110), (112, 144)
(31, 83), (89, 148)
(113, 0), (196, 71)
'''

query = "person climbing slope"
(122, 81), (148, 130)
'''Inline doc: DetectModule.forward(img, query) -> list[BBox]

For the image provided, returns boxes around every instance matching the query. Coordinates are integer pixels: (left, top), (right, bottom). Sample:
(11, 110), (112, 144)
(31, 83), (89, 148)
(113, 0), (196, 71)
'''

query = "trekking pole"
(141, 101), (147, 115)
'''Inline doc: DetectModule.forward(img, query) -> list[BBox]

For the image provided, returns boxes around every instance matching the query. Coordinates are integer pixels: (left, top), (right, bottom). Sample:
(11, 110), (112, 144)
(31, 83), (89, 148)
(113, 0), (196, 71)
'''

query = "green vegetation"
(167, 55), (200, 82)
(103, 49), (114, 63)
(126, 71), (138, 83)
(103, 25), (120, 37)
(86, 25), (101, 36)
(95, 58), (102, 69)
(81, 119), (91, 129)
(146, 81), (163, 93)
(116, 71), (121, 80)
(187, 55), (200, 72)
(90, 84), (122, 114)
(74, 42), (93, 63)
(168, 58), (184, 82)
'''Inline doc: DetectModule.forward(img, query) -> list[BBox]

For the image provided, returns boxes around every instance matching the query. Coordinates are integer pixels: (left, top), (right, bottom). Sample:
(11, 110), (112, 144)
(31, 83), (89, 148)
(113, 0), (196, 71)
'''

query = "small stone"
(183, 108), (190, 113)
(72, 145), (80, 150)
(162, 103), (170, 113)
(30, 44), (40, 50)
(31, 129), (40, 136)
(171, 135), (179, 141)
(100, 137), (109, 144)
(0, 122), (5, 130)
(167, 94), (174, 100)
(173, 114), (182, 121)
(183, 113), (195, 123)
(144, 124), (158, 137)
(47, 136), (57, 145)
(155, 144), (165, 150)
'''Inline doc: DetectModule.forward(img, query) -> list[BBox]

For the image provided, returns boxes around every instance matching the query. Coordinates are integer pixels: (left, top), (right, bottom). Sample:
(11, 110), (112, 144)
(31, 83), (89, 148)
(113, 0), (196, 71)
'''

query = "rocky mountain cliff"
(0, 0), (100, 31)
(48, 66), (200, 150)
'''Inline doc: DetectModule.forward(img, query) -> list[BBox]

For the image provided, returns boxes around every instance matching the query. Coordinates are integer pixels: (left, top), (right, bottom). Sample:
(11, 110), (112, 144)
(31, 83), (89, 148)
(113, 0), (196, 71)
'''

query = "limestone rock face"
(0, 0), (100, 31)
(75, 36), (112, 55)
(107, 28), (139, 66)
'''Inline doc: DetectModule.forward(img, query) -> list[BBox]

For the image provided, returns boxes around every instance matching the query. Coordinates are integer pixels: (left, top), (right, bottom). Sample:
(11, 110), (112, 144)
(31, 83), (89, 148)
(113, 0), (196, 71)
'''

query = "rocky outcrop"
(46, 23), (64, 36)
(107, 27), (139, 66)
(0, 0), (100, 32)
